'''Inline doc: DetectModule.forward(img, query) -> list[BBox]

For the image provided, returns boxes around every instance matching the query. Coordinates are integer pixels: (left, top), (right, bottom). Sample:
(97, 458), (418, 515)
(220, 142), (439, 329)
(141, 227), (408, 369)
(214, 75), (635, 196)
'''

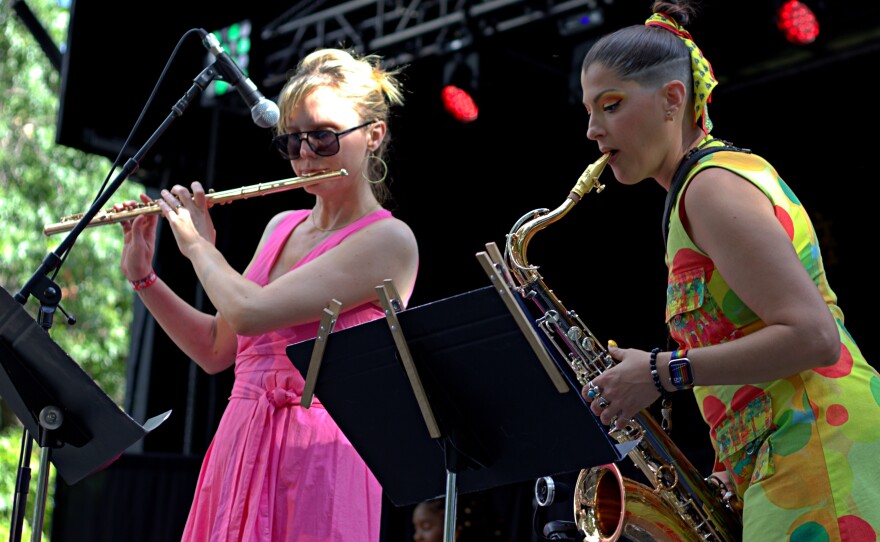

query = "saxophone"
(503, 153), (743, 542)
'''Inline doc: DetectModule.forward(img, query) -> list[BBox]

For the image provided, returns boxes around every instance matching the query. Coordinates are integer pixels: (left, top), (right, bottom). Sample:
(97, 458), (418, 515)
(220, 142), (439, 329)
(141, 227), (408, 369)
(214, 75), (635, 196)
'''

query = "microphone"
(199, 29), (280, 129)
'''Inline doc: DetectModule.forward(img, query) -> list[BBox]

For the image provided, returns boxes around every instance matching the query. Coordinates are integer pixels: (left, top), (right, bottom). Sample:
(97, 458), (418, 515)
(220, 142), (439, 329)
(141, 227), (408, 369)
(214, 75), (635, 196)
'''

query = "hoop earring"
(364, 154), (388, 185)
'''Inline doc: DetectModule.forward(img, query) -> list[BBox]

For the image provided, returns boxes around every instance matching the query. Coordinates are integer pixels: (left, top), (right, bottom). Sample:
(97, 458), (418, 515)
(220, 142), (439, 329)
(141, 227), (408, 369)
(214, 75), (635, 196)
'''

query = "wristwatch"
(668, 350), (694, 391)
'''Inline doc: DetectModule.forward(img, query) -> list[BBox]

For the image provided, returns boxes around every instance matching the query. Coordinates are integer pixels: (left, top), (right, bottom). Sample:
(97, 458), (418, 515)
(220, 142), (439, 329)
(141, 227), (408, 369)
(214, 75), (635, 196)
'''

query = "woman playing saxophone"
(577, 1), (880, 539)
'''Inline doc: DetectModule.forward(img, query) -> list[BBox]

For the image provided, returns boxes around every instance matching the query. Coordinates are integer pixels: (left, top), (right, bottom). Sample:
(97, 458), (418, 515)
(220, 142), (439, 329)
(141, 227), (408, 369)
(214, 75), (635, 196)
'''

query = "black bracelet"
(649, 347), (669, 397)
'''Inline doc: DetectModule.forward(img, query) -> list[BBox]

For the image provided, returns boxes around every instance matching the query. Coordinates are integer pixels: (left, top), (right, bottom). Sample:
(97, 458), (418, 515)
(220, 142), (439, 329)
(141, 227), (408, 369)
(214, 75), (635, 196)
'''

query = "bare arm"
(164, 207), (418, 336)
(119, 203), (244, 374)
(133, 280), (238, 374)
(586, 168), (839, 427)
(678, 167), (839, 383)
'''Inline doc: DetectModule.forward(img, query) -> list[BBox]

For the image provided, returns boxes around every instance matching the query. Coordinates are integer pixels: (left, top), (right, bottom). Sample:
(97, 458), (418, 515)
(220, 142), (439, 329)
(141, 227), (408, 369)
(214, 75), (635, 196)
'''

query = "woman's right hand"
(116, 194), (159, 282)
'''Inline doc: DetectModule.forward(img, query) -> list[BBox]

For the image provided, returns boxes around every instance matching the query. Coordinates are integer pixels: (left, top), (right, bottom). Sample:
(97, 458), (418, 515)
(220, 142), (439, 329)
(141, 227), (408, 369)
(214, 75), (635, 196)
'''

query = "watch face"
(669, 358), (694, 387)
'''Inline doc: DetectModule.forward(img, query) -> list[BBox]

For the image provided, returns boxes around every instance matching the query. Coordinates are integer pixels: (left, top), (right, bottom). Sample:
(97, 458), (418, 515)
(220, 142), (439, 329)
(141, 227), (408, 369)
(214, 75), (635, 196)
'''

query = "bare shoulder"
(684, 167), (773, 226)
(354, 214), (418, 246)
(251, 210), (296, 246)
(685, 167), (767, 207)
(337, 214), (419, 302)
(684, 167), (783, 263)
(262, 210), (297, 236)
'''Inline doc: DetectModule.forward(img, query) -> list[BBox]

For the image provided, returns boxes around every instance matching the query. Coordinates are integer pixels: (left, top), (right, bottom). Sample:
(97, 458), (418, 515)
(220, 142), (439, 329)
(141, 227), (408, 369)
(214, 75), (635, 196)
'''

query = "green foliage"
(1, 0), (144, 537)
(1, 0), (143, 404)
(0, 430), (53, 542)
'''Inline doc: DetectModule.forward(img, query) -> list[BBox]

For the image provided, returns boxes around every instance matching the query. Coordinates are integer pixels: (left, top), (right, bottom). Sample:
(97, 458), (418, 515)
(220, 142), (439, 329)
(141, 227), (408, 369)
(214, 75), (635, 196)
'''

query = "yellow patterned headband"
(645, 12), (717, 133)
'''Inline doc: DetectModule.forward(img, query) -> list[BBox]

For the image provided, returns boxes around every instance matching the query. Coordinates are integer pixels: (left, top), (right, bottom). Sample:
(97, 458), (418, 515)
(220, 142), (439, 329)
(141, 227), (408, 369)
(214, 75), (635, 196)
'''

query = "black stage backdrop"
(47, 1), (880, 540)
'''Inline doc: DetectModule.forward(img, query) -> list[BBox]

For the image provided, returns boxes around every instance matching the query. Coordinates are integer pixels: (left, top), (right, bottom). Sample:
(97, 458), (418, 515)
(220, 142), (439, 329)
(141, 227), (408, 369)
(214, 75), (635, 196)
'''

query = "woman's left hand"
(582, 343), (663, 430)
(157, 181), (217, 256)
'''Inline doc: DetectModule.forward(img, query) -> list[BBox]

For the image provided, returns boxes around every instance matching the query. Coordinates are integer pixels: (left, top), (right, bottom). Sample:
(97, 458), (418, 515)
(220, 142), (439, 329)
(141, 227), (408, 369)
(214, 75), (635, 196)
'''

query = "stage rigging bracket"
(260, 0), (608, 88)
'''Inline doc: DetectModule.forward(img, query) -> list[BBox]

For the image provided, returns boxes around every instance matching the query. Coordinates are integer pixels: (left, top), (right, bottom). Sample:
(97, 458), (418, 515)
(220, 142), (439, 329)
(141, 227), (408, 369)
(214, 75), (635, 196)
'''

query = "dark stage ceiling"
(48, 0), (880, 364)
(11, 0), (864, 394)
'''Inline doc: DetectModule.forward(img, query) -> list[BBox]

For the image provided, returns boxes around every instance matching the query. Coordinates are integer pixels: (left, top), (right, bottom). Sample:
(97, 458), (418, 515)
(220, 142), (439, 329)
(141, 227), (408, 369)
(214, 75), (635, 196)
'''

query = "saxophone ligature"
(42, 169), (348, 236)
(499, 153), (742, 541)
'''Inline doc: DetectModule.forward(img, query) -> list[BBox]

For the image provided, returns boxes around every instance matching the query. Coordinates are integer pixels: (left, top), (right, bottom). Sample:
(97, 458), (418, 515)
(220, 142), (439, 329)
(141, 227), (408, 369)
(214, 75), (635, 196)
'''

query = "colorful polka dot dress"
(665, 143), (880, 541)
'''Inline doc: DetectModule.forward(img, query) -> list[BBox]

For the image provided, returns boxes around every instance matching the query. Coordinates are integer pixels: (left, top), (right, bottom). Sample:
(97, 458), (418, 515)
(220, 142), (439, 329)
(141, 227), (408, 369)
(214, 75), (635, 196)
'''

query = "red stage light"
(441, 85), (479, 123)
(776, 0), (820, 45)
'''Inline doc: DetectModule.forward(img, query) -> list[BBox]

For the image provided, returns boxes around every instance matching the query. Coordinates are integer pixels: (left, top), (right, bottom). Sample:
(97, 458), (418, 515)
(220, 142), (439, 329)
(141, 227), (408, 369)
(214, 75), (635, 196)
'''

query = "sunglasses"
(272, 120), (376, 161)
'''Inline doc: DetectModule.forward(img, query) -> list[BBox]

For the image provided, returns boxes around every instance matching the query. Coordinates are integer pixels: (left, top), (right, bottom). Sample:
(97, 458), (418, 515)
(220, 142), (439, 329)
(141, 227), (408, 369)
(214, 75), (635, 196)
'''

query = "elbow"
(812, 319), (841, 368)
(229, 322), (268, 337)
(222, 306), (268, 337)
(815, 338), (841, 368)
(194, 315), (237, 375)
(193, 352), (235, 375)
(201, 363), (228, 376)
(215, 287), (275, 337)
(196, 342), (236, 375)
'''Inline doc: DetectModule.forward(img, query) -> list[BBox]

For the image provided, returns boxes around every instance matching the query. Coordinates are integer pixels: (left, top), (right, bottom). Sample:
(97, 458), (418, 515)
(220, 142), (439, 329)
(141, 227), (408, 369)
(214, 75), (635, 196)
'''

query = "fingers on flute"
(112, 199), (139, 212)
(158, 189), (179, 210)
(191, 182), (208, 207)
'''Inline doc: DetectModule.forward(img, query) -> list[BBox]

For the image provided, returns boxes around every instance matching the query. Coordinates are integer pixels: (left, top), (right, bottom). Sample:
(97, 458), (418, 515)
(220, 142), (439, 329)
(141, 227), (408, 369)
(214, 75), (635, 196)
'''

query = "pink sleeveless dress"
(182, 208), (399, 542)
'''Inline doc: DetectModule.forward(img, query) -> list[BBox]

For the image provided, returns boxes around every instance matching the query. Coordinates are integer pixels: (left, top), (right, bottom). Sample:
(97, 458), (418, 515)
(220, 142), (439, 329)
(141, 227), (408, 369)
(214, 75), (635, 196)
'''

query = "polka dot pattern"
(667, 145), (880, 537)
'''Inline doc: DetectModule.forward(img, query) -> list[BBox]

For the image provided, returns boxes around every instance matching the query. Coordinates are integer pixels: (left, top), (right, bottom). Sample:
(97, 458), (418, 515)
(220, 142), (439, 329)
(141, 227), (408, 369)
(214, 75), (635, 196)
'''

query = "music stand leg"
(29, 406), (62, 542)
(443, 470), (457, 542)
(10, 428), (32, 542)
(30, 445), (52, 542)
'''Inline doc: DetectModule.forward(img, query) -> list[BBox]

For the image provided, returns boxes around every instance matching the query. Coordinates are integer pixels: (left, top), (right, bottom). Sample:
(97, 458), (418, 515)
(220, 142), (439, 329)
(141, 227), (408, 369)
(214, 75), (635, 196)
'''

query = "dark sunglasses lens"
(274, 135), (302, 160)
(309, 131), (340, 156)
(275, 130), (344, 160)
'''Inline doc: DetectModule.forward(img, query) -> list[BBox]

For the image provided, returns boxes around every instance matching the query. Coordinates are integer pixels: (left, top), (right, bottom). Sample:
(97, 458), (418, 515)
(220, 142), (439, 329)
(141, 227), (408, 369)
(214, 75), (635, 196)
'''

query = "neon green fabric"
(665, 145), (880, 541)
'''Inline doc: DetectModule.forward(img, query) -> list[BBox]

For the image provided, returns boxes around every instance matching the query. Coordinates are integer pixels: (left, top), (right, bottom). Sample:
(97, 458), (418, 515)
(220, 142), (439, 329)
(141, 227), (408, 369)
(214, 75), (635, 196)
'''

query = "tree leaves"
(1, 0), (144, 408)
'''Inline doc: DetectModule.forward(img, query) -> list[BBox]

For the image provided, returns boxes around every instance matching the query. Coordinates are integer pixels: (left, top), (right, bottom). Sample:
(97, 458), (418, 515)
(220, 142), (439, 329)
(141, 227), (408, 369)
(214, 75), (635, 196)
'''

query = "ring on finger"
(587, 382), (601, 399)
(597, 396), (610, 409)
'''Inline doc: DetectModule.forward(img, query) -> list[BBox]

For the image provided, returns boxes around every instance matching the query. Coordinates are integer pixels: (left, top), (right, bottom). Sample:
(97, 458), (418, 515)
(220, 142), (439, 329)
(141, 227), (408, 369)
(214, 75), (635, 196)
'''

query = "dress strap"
(662, 140), (750, 246)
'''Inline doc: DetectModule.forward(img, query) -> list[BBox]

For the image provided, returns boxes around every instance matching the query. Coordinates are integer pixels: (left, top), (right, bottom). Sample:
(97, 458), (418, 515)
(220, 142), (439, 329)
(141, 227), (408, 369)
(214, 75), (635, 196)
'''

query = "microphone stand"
(9, 63), (221, 542)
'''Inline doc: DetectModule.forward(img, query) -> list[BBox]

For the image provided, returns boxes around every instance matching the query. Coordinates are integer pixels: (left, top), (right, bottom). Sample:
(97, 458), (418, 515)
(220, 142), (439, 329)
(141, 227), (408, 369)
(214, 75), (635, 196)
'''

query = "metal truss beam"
(259, 0), (604, 88)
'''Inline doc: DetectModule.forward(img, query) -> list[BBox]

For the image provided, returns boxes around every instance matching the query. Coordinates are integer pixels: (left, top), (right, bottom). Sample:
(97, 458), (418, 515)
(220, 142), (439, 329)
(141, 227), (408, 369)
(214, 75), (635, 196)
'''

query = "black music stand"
(286, 284), (634, 537)
(0, 286), (170, 539)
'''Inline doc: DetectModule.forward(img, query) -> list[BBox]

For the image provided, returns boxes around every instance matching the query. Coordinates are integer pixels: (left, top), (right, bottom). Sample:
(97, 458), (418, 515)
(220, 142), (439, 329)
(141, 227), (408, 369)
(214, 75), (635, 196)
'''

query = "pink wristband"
(131, 270), (158, 291)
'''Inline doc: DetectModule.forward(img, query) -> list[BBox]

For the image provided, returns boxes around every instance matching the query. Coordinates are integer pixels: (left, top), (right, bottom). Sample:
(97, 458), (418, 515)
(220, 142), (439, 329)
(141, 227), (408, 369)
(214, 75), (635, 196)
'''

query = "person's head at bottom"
(412, 499), (460, 542)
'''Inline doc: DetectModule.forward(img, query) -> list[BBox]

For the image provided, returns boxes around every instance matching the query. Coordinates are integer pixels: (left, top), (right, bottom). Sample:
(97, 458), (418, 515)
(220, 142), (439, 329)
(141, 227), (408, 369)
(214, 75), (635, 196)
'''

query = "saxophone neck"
(507, 153), (610, 278)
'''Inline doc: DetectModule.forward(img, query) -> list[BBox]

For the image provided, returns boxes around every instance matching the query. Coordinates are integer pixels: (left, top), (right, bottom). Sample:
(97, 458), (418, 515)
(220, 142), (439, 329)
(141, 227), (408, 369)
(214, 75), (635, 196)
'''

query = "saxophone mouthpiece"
(571, 152), (611, 199)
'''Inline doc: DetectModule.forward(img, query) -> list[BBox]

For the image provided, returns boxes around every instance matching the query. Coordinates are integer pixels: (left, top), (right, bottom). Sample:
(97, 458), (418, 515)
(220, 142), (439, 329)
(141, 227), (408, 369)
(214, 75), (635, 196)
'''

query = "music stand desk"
(0, 286), (169, 486)
(286, 285), (631, 507)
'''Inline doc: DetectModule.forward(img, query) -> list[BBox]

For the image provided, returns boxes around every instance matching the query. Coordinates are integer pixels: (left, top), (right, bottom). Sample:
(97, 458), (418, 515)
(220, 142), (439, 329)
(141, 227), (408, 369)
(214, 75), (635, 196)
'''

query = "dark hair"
(581, 1), (700, 93)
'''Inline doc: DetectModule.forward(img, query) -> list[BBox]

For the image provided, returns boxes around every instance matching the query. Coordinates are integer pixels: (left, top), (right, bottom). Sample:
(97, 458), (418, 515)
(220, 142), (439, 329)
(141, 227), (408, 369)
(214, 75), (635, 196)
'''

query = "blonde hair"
(276, 49), (405, 203)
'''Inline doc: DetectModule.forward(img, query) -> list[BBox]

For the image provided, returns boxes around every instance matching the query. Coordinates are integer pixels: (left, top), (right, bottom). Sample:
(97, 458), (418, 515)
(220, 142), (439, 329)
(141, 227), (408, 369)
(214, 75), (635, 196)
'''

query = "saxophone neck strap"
(662, 141), (751, 246)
